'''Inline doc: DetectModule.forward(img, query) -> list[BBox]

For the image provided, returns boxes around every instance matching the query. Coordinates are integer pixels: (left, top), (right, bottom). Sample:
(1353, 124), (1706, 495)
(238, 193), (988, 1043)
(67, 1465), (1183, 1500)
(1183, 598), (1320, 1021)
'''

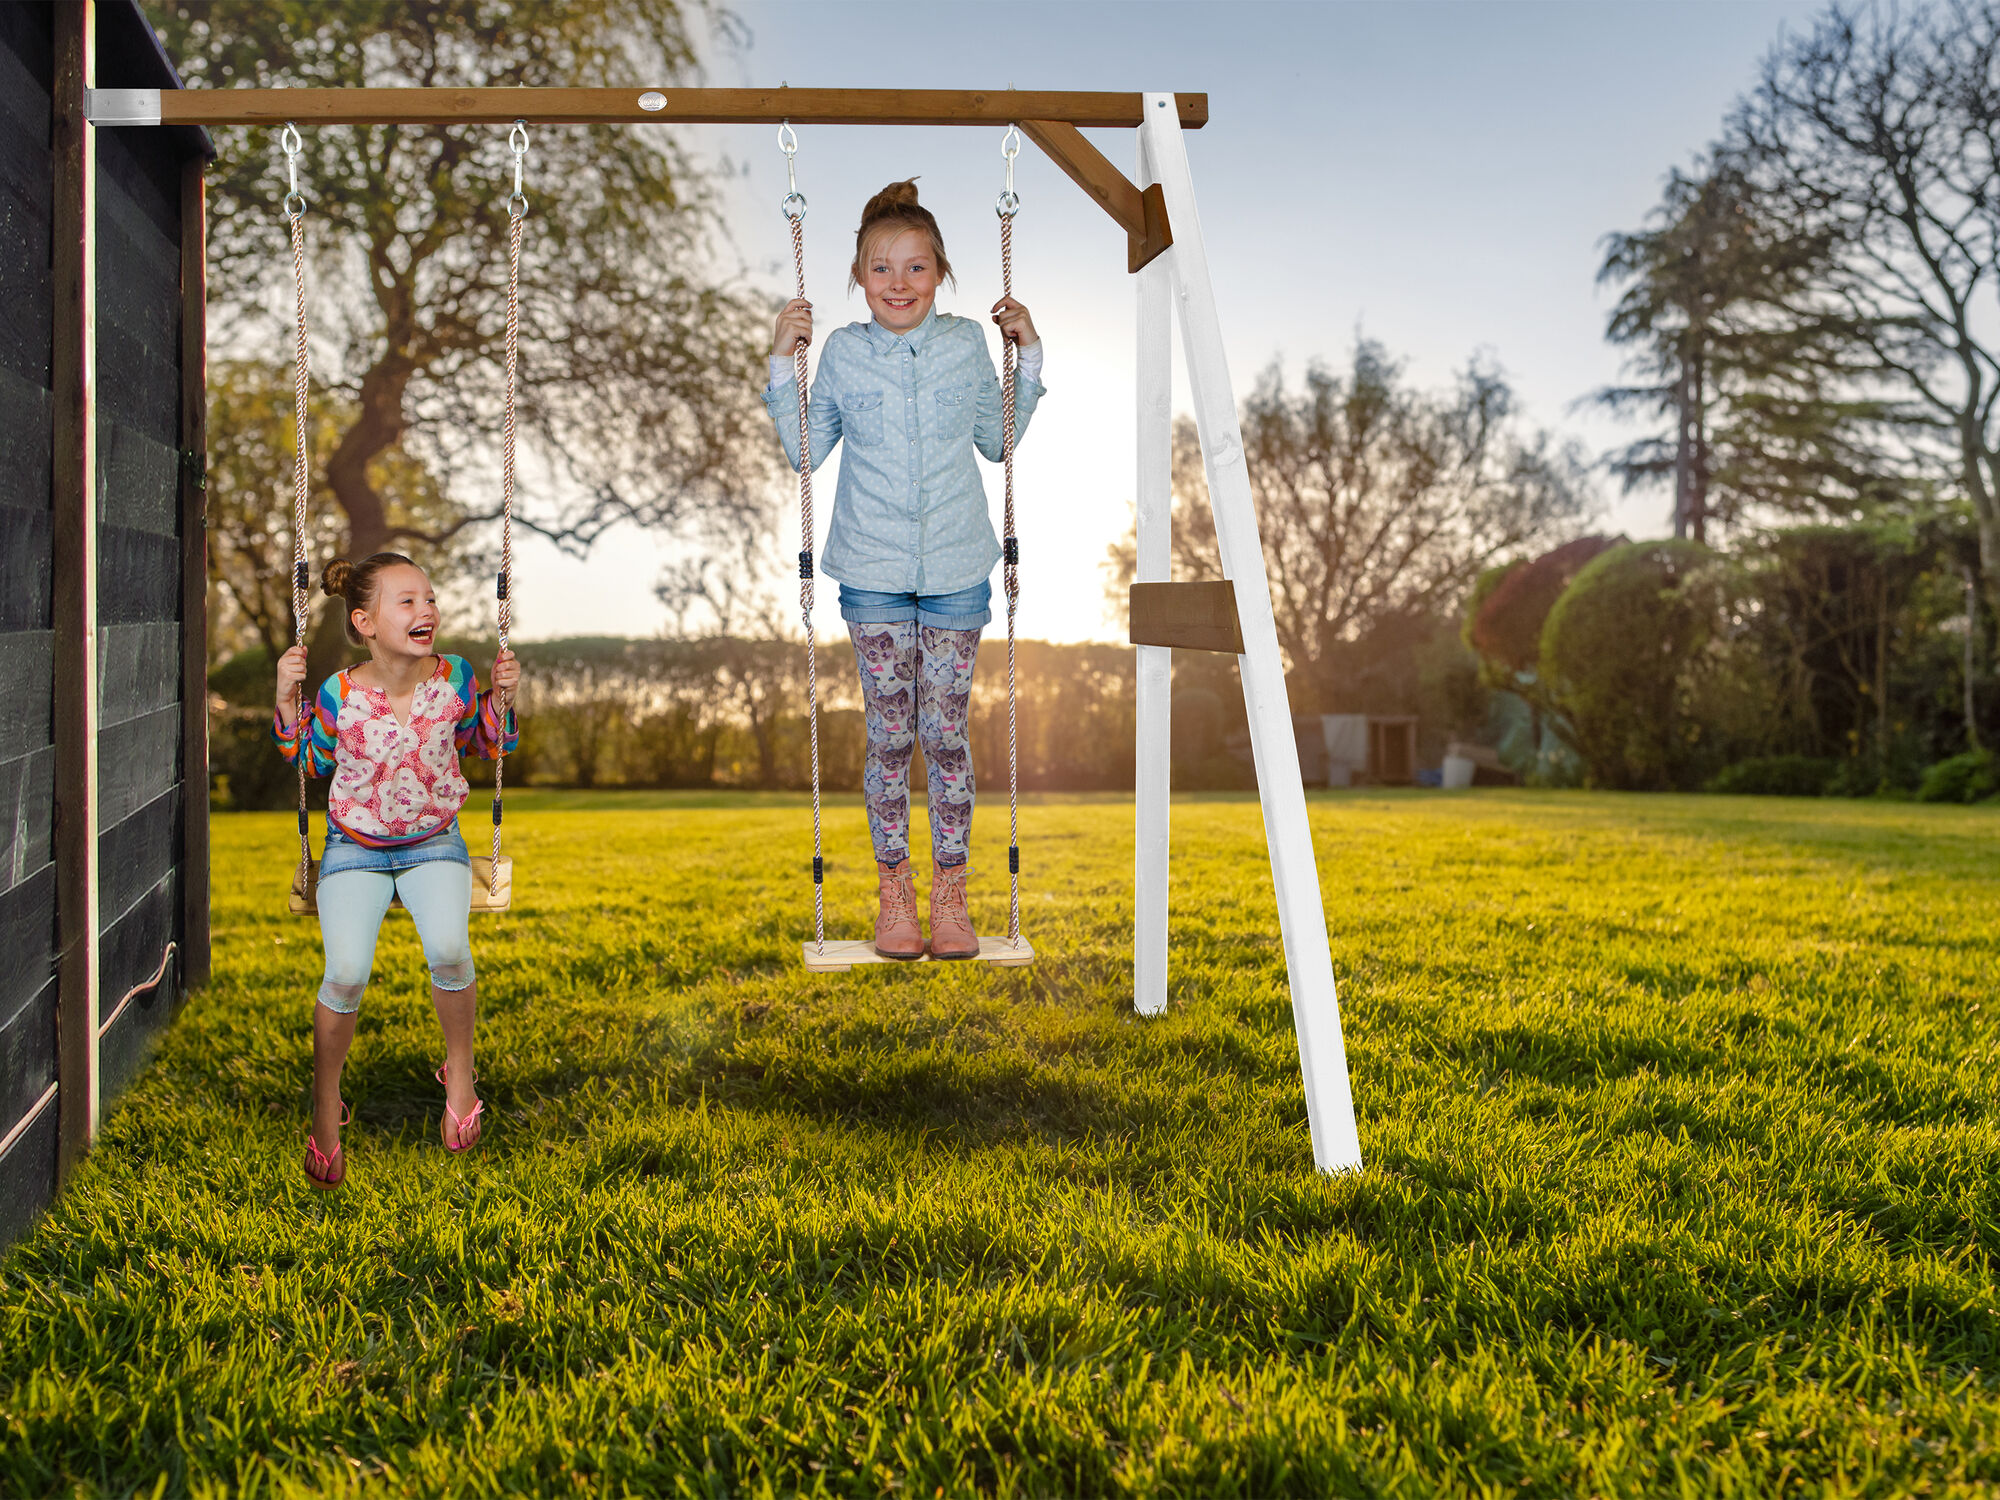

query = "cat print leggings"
(848, 621), (980, 868)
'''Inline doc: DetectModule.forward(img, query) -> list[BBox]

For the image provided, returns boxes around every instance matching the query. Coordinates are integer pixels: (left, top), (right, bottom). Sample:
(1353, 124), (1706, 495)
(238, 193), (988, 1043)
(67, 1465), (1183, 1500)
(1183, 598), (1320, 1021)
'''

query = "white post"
(1133, 130), (1172, 1018)
(1139, 92), (1362, 1173)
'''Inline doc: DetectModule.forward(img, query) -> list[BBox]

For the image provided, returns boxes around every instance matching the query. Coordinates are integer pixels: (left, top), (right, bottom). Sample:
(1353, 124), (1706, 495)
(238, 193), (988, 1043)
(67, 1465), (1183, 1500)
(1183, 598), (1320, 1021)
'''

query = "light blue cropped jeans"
(316, 822), (475, 1013)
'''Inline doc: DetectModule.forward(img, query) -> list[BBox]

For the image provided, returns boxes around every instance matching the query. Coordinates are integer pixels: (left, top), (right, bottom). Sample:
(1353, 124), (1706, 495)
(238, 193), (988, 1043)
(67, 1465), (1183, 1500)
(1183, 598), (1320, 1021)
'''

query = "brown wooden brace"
(1018, 120), (1173, 272)
(1128, 581), (1244, 655)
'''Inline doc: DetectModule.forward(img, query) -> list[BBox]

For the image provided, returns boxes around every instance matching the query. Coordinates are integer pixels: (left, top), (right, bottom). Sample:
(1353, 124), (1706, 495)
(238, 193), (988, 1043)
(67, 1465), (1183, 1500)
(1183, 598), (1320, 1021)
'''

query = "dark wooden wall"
(94, 39), (191, 1104)
(0, 0), (208, 1249)
(0, 0), (63, 1251)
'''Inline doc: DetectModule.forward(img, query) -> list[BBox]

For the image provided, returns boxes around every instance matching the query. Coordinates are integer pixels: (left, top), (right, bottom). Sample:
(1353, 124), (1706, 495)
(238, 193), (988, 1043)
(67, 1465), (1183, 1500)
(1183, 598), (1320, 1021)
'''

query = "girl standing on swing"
(766, 179), (1044, 961)
(274, 554), (520, 1187)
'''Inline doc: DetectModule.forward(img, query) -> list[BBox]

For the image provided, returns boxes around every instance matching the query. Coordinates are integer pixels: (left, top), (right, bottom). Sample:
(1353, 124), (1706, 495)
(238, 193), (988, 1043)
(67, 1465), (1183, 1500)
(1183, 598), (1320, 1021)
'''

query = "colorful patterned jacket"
(273, 654), (517, 848)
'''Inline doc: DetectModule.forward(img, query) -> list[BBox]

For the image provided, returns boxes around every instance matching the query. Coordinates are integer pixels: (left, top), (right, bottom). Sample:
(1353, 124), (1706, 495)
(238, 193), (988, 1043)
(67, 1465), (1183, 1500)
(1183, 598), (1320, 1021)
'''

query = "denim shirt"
(763, 307), (1047, 594)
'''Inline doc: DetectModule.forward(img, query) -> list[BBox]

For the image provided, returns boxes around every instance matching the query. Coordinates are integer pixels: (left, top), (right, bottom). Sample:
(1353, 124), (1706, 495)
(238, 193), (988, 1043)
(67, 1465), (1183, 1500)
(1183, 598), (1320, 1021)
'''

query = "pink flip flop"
(304, 1100), (351, 1189)
(436, 1064), (483, 1153)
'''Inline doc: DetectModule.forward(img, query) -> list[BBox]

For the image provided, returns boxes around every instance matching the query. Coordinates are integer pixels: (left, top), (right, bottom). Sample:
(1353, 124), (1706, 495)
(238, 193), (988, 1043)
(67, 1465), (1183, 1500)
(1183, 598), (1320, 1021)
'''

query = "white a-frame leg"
(1133, 93), (1362, 1174)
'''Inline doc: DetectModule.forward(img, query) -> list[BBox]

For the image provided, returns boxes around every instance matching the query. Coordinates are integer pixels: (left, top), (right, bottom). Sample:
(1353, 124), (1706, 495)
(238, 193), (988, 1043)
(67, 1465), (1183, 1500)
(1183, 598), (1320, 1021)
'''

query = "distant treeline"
(208, 636), (1272, 809)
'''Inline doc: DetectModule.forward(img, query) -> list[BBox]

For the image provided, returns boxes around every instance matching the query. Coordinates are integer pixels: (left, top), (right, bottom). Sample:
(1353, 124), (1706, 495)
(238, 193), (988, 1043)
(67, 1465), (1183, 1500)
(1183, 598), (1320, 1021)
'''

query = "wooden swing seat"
(288, 854), (515, 916)
(800, 933), (1034, 972)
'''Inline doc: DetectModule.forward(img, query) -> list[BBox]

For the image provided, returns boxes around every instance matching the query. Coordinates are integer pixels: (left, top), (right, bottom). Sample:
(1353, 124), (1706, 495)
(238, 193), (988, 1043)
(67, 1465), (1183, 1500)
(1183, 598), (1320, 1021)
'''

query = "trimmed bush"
(1917, 749), (2000, 804)
(1706, 755), (1838, 797)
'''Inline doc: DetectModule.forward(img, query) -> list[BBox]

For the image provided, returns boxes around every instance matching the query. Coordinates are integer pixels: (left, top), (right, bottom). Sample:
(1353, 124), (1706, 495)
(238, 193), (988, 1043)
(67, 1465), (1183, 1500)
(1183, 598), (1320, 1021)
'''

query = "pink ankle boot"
(929, 861), (979, 960)
(874, 859), (926, 959)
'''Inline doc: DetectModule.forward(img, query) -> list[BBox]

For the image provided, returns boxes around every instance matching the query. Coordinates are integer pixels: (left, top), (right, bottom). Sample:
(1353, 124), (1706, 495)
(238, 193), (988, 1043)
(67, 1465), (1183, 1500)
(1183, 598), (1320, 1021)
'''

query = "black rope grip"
(1003, 536), (1019, 566)
(496, 570), (509, 601)
(799, 550), (814, 580)
(294, 561), (309, 593)
(1009, 845), (1020, 875)
(298, 809), (310, 837)
(812, 855), (824, 884)
(492, 796), (503, 826)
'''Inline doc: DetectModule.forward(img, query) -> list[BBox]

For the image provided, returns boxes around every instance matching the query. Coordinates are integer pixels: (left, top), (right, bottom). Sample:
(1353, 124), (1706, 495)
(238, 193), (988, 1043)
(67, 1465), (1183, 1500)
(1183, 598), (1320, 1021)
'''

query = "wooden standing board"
(801, 935), (1034, 973)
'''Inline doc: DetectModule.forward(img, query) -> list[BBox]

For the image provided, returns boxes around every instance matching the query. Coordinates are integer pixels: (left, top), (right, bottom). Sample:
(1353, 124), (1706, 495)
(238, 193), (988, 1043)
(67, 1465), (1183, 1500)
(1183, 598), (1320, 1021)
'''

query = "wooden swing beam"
(88, 87), (1202, 271)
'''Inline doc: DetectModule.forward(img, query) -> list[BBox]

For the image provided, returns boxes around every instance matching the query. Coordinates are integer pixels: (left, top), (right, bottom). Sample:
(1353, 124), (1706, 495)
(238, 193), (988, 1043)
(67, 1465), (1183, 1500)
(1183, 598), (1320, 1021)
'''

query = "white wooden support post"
(1133, 130), (1172, 1018)
(1139, 93), (1362, 1173)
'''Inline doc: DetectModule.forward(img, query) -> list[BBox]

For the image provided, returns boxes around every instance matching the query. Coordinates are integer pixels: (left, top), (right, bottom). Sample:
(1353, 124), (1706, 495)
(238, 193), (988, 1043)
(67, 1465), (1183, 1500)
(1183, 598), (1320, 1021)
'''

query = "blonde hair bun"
(850, 177), (953, 291)
(321, 558), (354, 598)
(862, 178), (923, 217)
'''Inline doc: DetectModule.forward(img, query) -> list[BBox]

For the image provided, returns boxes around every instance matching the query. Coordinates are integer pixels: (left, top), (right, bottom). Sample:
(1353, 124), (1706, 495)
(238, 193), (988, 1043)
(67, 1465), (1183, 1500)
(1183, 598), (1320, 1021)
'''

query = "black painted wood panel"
(0, 8), (52, 395)
(0, 633), (53, 762)
(97, 419), (178, 537)
(0, 1090), (56, 1249)
(99, 873), (176, 1104)
(0, 365), (52, 516)
(0, 744), (53, 899)
(98, 703), (180, 831)
(0, 864), (54, 1018)
(0, 504), (52, 632)
(98, 783), (179, 932)
(0, 974), (55, 1151)
(99, 621), (180, 728)
(97, 522), (180, 626)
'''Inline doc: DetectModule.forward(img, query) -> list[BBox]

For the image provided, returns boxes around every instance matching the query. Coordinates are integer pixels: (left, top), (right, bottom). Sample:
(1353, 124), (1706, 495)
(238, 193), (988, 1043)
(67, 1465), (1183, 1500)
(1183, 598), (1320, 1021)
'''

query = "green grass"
(4, 790), (1999, 1497)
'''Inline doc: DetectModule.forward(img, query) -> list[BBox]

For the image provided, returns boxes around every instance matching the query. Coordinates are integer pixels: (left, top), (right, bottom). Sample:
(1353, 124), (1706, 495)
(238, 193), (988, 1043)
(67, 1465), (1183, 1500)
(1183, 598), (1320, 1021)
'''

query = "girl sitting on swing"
(274, 553), (520, 1188)
(766, 178), (1044, 961)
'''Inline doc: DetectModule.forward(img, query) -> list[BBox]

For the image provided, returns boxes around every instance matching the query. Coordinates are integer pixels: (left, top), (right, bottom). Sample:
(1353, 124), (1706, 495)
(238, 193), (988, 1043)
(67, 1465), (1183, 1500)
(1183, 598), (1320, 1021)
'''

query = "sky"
(507, 0), (1827, 645)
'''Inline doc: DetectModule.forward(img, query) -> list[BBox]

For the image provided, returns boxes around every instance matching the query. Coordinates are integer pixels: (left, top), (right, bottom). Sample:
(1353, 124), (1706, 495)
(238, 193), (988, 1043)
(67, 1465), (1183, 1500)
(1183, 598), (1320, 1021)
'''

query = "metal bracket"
(86, 89), (162, 127)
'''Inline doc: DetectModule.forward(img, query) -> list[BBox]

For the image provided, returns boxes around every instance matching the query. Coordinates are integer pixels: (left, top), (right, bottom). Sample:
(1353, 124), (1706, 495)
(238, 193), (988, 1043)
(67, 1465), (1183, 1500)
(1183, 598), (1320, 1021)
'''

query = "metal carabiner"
(281, 122), (306, 220)
(996, 123), (1022, 219)
(778, 120), (806, 221)
(508, 120), (530, 220)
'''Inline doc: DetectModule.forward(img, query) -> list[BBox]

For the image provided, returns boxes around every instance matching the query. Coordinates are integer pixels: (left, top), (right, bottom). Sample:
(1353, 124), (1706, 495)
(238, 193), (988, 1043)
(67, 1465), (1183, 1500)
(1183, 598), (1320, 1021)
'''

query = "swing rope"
(284, 123), (312, 899)
(780, 123), (826, 955)
(490, 121), (528, 900)
(998, 126), (1023, 945)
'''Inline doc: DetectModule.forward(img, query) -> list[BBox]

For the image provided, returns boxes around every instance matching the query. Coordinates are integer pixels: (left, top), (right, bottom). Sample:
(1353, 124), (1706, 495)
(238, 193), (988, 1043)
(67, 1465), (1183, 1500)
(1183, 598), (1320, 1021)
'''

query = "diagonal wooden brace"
(1019, 119), (1173, 272)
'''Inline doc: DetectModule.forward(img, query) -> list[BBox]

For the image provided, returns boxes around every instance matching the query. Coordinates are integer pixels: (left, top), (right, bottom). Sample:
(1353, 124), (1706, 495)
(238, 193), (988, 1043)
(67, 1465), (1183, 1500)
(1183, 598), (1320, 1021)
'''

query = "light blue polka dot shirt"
(763, 306), (1047, 595)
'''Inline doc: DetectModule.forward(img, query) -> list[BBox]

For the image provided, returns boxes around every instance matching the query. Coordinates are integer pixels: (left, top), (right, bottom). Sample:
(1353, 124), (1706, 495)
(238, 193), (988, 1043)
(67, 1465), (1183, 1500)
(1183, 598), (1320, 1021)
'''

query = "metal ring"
(996, 190), (1020, 219)
(281, 122), (302, 156)
(782, 190), (807, 221)
(510, 120), (529, 154)
(508, 192), (528, 221)
(284, 191), (306, 219)
(777, 121), (798, 156)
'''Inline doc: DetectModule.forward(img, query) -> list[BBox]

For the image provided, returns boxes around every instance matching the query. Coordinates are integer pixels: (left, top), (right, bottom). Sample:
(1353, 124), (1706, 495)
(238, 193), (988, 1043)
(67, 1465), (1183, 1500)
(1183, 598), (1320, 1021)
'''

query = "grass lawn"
(4, 790), (1999, 1496)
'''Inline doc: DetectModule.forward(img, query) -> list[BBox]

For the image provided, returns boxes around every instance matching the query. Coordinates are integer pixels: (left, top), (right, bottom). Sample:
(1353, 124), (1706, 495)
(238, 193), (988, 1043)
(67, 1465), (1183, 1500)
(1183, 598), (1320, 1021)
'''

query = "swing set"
(86, 84), (1365, 1174)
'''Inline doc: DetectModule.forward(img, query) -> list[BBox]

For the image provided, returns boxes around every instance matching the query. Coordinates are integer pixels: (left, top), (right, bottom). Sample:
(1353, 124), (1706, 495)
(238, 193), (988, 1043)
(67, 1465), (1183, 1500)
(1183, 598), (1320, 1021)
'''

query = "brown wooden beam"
(178, 159), (210, 994)
(52, 0), (100, 1177)
(1018, 120), (1173, 272)
(1128, 581), (1245, 655)
(134, 87), (1208, 130)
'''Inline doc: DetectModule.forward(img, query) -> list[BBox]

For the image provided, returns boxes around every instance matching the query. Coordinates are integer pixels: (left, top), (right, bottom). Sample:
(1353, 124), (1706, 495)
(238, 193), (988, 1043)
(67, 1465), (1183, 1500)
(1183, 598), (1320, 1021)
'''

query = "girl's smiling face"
(862, 228), (940, 333)
(354, 563), (439, 661)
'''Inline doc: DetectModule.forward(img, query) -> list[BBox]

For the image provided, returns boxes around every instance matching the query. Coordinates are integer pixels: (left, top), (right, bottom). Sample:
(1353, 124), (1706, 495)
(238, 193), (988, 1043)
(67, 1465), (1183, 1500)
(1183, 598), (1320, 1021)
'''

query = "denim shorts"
(837, 580), (992, 630)
(320, 819), (472, 879)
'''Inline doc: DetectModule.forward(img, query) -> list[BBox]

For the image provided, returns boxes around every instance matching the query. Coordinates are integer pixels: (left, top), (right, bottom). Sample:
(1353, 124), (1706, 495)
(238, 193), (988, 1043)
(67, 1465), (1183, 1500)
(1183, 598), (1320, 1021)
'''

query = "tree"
(1110, 343), (1593, 714)
(1594, 158), (1911, 538)
(204, 359), (460, 663)
(149, 0), (775, 674)
(1539, 540), (1752, 789)
(1727, 2), (2000, 618)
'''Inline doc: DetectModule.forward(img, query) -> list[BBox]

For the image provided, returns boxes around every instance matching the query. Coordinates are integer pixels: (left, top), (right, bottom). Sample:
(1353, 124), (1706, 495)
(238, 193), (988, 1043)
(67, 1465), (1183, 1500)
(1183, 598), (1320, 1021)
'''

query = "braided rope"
(490, 192), (523, 896)
(1000, 212), (1021, 945)
(288, 200), (311, 893)
(789, 209), (825, 953)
